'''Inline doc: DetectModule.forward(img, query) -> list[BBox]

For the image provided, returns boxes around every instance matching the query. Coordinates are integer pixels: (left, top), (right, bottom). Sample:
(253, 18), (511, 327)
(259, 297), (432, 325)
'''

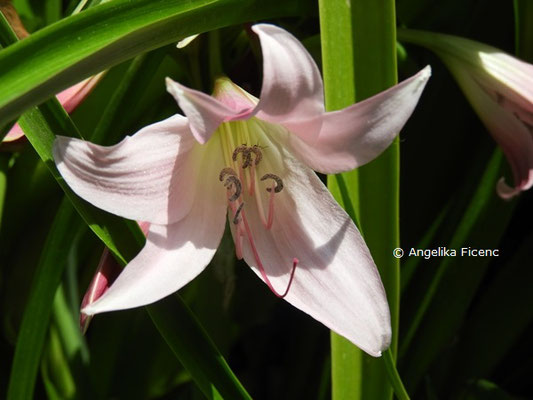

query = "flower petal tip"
(80, 305), (95, 316)
(496, 177), (522, 200)
(165, 77), (181, 96)
(421, 64), (432, 78)
(413, 65), (432, 88)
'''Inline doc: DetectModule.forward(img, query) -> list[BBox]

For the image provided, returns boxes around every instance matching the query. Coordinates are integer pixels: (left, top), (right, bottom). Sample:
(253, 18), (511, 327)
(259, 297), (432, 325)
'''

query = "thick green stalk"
(514, 0), (533, 61)
(320, 0), (400, 399)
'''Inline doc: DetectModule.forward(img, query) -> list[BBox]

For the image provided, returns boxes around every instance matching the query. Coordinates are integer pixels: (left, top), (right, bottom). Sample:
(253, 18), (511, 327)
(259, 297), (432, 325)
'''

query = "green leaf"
(147, 295), (252, 400)
(7, 199), (80, 400)
(41, 323), (77, 400)
(514, 0), (533, 62)
(320, 0), (401, 399)
(0, 0), (311, 127)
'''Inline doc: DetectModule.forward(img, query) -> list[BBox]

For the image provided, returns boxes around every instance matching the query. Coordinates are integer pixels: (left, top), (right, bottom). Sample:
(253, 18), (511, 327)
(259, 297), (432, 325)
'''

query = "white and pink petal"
(232, 140), (391, 356)
(256, 66), (431, 174)
(451, 66), (533, 198)
(83, 145), (228, 315)
(166, 78), (254, 144)
(54, 114), (198, 224)
(253, 24), (325, 141)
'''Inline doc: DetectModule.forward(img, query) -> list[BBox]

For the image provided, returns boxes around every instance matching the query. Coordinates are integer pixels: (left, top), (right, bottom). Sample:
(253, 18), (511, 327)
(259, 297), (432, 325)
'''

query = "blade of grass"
(0, 0), (311, 127)
(320, 1), (401, 399)
(41, 323), (77, 399)
(7, 198), (80, 400)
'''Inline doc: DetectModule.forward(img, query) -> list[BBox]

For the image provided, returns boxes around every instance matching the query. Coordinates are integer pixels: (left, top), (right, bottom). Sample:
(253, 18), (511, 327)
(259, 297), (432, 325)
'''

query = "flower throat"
(218, 120), (298, 298)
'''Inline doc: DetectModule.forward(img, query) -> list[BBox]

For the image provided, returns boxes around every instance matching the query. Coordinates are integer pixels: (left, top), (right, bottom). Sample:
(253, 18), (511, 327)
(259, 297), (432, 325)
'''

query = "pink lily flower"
(3, 74), (103, 143)
(398, 29), (533, 199)
(54, 24), (430, 356)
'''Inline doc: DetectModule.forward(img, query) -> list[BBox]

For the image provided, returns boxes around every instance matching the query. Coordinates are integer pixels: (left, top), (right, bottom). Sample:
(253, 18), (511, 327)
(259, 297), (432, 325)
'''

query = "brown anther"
(224, 175), (242, 201)
(241, 150), (253, 169)
(219, 167), (238, 181)
(233, 202), (245, 224)
(260, 173), (284, 193)
(233, 144), (260, 169)
(250, 145), (263, 165)
(232, 145), (249, 162)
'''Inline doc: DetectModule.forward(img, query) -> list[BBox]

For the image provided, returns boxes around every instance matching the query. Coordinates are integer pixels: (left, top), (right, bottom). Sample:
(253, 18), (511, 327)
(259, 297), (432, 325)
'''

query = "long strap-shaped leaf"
(319, 0), (403, 399)
(6, 199), (79, 400)
(1, 11), (252, 400)
(0, 0), (309, 127)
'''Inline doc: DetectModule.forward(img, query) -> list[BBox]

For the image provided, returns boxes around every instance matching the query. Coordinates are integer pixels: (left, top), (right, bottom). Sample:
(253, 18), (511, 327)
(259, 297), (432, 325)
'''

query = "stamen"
(250, 145), (263, 165)
(261, 174), (284, 193)
(232, 144), (248, 161)
(233, 202), (244, 224)
(265, 185), (275, 229)
(242, 151), (253, 169)
(219, 167), (238, 181)
(224, 175), (242, 202)
(248, 163), (256, 196)
(227, 200), (244, 259)
(233, 144), (263, 169)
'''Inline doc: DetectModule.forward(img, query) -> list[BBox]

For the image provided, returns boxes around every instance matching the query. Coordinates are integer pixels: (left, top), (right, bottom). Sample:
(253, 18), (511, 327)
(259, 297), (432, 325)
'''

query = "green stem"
(320, 0), (400, 399)
(514, 0), (533, 62)
(383, 349), (410, 400)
